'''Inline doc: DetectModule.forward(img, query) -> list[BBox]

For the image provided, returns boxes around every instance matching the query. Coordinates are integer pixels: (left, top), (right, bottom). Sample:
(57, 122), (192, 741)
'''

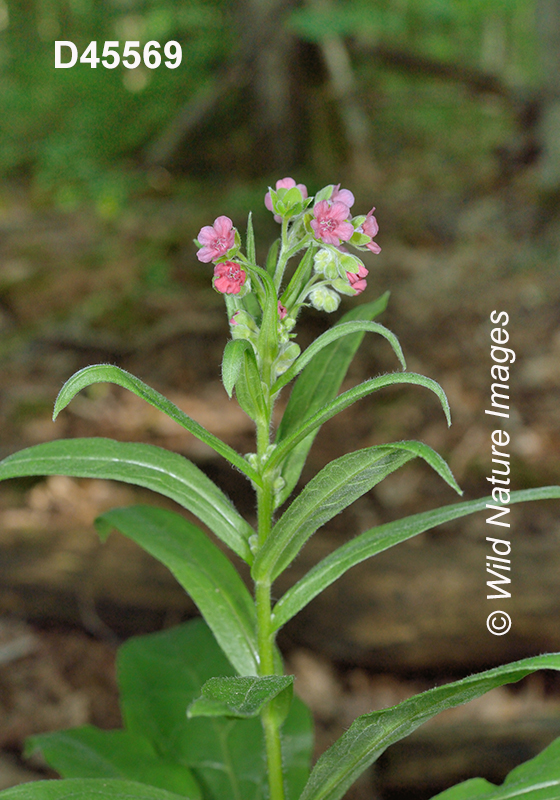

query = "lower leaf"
(431, 734), (560, 799)
(0, 778), (187, 800)
(26, 727), (201, 799)
(187, 675), (294, 719)
(300, 653), (560, 800)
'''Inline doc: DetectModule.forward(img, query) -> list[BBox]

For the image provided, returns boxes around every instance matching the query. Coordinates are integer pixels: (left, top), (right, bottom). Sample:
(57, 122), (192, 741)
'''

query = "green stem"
(255, 418), (286, 800)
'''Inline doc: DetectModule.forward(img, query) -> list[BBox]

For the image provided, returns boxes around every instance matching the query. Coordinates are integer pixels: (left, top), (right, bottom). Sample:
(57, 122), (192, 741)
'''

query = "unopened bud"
(309, 286), (340, 313)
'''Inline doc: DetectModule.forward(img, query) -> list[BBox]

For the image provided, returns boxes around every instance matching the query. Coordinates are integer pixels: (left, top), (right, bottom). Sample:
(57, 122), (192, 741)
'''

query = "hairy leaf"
(300, 653), (560, 800)
(272, 486), (560, 630)
(272, 319), (406, 395)
(26, 727), (201, 799)
(188, 675), (294, 719)
(52, 364), (259, 482)
(96, 506), (258, 676)
(269, 371), (451, 475)
(431, 735), (560, 798)
(119, 619), (313, 800)
(275, 294), (390, 504)
(222, 339), (252, 398)
(0, 779), (187, 800)
(0, 438), (254, 563)
(254, 441), (460, 581)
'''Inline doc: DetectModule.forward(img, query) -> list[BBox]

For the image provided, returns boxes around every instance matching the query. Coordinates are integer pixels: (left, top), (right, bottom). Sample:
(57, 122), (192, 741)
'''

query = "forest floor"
(0, 181), (559, 799)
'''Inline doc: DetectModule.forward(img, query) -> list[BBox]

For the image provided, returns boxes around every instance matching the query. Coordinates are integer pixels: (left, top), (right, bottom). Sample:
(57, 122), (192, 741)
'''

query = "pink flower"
(331, 184), (355, 208)
(197, 216), (235, 263)
(213, 261), (246, 294)
(278, 301), (288, 319)
(311, 201), (354, 245)
(347, 264), (369, 295)
(362, 208), (381, 254)
(265, 178), (308, 222)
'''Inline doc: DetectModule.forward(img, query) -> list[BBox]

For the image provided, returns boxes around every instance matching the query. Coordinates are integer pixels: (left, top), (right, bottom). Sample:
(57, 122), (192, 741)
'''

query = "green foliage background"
(0, 0), (548, 215)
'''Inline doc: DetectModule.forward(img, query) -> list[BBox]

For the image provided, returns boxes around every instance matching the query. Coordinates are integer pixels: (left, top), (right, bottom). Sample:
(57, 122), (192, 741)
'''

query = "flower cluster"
(194, 178), (381, 379)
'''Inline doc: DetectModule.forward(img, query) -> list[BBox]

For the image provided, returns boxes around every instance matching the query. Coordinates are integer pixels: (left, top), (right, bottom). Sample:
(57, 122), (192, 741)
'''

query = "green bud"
(309, 286), (341, 313)
(313, 248), (334, 273)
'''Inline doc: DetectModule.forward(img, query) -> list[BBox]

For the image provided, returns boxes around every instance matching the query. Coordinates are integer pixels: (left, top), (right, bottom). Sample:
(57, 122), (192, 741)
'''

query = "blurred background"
(1, 0), (560, 797)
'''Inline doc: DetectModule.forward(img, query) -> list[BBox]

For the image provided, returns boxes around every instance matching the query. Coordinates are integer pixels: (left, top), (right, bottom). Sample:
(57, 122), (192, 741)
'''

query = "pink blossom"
(311, 201), (355, 245)
(347, 264), (369, 295)
(278, 301), (288, 319)
(331, 184), (355, 209)
(197, 216), (235, 263)
(362, 208), (381, 254)
(265, 178), (308, 222)
(213, 261), (246, 294)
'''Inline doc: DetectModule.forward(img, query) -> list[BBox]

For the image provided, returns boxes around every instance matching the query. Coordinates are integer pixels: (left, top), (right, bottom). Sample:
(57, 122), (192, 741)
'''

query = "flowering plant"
(1, 180), (560, 800)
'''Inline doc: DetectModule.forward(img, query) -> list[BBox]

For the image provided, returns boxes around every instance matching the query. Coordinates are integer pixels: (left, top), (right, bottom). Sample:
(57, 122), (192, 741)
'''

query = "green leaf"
(430, 735), (560, 798)
(0, 779), (187, 800)
(222, 339), (252, 398)
(265, 238), (280, 275)
(254, 441), (460, 582)
(246, 211), (256, 264)
(299, 653), (560, 800)
(272, 486), (560, 630)
(96, 506), (258, 676)
(276, 293), (390, 504)
(118, 619), (313, 800)
(187, 675), (294, 719)
(0, 438), (254, 563)
(234, 347), (267, 422)
(271, 319), (406, 395)
(52, 365), (259, 483)
(269, 371), (451, 475)
(26, 727), (201, 799)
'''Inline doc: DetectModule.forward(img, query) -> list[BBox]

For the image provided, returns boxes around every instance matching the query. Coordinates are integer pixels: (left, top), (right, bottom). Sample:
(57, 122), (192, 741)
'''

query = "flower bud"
(309, 286), (341, 313)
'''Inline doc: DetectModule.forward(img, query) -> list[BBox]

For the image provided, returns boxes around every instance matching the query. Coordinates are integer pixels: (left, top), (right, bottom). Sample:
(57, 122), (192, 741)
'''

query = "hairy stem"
(255, 416), (286, 800)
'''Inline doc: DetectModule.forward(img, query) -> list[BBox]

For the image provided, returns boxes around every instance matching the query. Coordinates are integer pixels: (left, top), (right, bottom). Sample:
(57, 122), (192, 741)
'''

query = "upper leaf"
(26, 727), (201, 799)
(222, 338), (253, 398)
(275, 294), (390, 504)
(96, 505), (259, 676)
(187, 675), (294, 719)
(269, 371), (451, 477)
(272, 486), (560, 630)
(271, 319), (406, 396)
(299, 653), (560, 800)
(253, 441), (460, 582)
(52, 364), (259, 483)
(0, 438), (254, 563)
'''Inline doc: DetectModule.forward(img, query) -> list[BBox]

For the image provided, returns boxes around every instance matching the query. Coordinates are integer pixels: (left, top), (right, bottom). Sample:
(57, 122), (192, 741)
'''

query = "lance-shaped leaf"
(52, 364), (259, 483)
(96, 505), (258, 676)
(275, 294), (390, 504)
(234, 346), (267, 423)
(222, 338), (253, 398)
(0, 779), (187, 800)
(272, 486), (560, 630)
(271, 320), (406, 395)
(187, 675), (294, 719)
(268, 372), (451, 475)
(26, 727), (202, 799)
(430, 735), (560, 799)
(246, 211), (256, 264)
(0, 438), (254, 563)
(299, 653), (560, 800)
(253, 441), (460, 582)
